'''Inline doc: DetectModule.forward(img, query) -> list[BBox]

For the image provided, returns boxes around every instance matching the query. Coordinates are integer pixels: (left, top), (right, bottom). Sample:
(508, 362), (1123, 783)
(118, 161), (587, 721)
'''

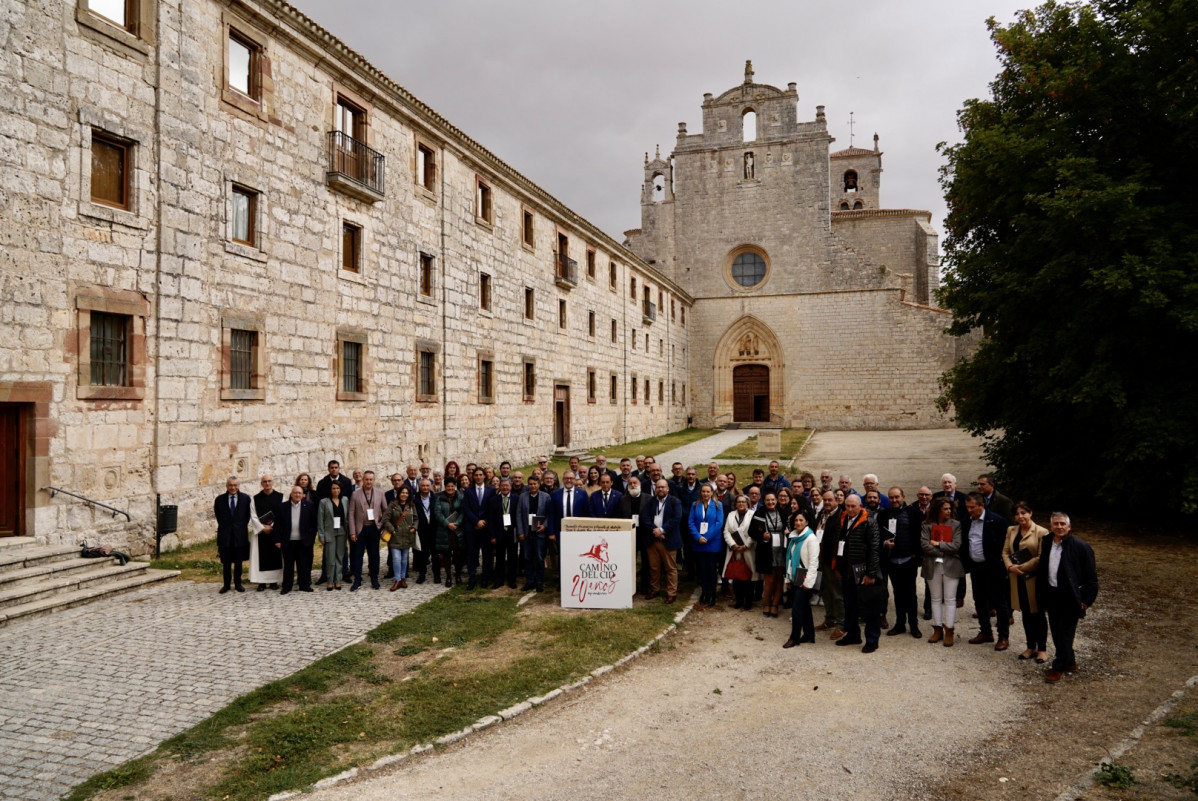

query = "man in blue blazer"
(639, 478), (682, 603)
(551, 470), (591, 536)
(273, 484), (318, 593)
(589, 472), (623, 518)
(214, 476), (253, 594)
(461, 467), (495, 590)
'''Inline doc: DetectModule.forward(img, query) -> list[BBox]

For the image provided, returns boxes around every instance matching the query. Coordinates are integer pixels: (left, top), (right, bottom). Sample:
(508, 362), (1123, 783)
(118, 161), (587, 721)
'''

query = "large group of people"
(213, 455), (1098, 683)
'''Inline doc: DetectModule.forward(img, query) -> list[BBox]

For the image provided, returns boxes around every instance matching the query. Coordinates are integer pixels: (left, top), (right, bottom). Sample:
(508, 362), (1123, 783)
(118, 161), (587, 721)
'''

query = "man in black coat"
(486, 478), (519, 589)
(960, 493), (1012, 650)
(274, 484), (318, 593)
(213, 476), (253, 594)
(879, 487), (922, 639)
(976, 474), (1014, 522)
(411, 478), (438, 584)
(1038, 513), (1099, 682)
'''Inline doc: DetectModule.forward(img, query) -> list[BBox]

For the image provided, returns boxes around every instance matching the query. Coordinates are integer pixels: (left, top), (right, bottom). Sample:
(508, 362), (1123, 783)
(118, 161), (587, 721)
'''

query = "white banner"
(559, 517), (635, 609)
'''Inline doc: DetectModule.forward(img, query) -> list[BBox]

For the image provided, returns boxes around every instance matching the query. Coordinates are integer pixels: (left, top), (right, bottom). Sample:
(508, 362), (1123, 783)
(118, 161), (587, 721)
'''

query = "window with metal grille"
(419, 350), (436, 397)
(229, 329), (257, 389)
(90, 312), (128, 386)
(479, 358), (494, 401)
(342, 341), (362, 393)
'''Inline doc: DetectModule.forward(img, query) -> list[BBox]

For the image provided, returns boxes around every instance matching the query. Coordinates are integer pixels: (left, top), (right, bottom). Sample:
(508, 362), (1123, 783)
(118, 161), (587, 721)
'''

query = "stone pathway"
(0, 575), (447, 801)
(650, 429), (757, 469)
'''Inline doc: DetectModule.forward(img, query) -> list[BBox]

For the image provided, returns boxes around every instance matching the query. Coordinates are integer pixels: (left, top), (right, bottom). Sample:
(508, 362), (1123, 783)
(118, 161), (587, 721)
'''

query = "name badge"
(887, 519), (897, 534)
(529, 513), (537, 526)
(366, 509), (375, 522)
(631, 515), (639, 524)
(699, 522), (708, 535)
(837, 541), (845, 556)
(503, 513), (512, 527)
(333, 518), (341, 530)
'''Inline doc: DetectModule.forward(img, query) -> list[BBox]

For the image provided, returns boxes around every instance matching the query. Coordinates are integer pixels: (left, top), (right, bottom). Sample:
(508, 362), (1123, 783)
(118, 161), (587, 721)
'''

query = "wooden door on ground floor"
(0, 404), (24, 536)
(554, 385), (570, 448)
(732, 364), (770, 423)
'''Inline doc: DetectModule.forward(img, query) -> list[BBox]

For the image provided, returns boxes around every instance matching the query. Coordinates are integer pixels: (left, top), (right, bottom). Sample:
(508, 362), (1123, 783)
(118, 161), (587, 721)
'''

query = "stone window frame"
(77, 111), (150, 229)
(609, 374), (618, 405)
(585, 246), (596, 281)
(220, 10), (272, 124)
(220, 313), (266, 402)
(415, 339), (440, 403)
(521, 205), (536, 251)
(75, 0), (155, 58)
(658, 380), (664, 405)
(723, 244), (772, 292)
(631, 327), (637, 350)
(681, 305), (686, 327)
(75, 287), (149, 402)
(629, 275), (637, 301)
(226, 179), (265, 259)
(610, 318), (617, 343)
(586, 368), (597, 405)
(89, 129), (132, 211)
(523, 287), (535, 323)
(477, 350), (496, 404)
(474, 174), (494, 228)
(522, 357), (536, 403)
(335, 329), (369, 402)
(479, 272), (493, 314)
(417, 250), (436, 303)
(340, 219), (365, 281)
(645, 377), (651, 407)
(630, 371), (638, 405)
(587, 310), (595, 338)
(414, 134), (439, 201)
(558, 299), (567, 331)
(609, 260), (618, 292)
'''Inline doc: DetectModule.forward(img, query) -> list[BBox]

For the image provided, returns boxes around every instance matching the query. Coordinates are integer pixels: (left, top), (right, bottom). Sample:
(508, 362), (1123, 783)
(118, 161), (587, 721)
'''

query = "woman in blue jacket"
(689, 483), (725, 608)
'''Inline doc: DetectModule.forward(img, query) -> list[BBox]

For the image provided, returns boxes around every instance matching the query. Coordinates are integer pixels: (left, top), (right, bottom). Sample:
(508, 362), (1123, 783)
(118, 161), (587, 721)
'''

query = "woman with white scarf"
(722, 495), (757, 611)
(783, 511), (820, 648)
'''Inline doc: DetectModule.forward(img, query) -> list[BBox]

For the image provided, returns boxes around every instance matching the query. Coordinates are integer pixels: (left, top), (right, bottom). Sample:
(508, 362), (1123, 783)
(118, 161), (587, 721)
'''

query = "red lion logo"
(580, 538), (609, 563)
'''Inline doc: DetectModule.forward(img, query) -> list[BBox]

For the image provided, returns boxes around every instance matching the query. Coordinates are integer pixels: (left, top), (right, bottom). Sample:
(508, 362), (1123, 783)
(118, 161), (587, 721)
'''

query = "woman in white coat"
(783, 511), (820, 648)
(722, 495), (757, 611)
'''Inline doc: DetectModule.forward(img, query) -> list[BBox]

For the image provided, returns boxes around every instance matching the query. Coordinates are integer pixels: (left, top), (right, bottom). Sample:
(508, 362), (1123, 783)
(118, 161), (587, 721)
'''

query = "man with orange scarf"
(835, 494), (885, 653)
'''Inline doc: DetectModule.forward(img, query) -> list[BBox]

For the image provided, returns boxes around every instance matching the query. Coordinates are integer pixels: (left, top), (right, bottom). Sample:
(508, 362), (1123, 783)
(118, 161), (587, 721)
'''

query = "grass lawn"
(714, 429), (812, 461)
(514, 427), (717, 478)
(149, 539), (224, 582)
(69, 582), (691, 801)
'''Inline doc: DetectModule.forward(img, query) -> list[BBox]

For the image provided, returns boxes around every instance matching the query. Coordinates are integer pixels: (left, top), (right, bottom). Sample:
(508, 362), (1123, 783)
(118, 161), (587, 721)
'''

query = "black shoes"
(219, 586), (230, 594)
(234, 585), (245, 593)
(862, 642), (879, 654)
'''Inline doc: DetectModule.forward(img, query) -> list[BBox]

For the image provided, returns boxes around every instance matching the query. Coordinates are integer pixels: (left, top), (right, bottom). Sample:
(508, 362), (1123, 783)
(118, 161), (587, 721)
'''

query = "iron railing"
(41, 486), (131, 522)
(327, 130), (385, 197)
(642, 301), (657, 323)
(556, 253), (578, 288)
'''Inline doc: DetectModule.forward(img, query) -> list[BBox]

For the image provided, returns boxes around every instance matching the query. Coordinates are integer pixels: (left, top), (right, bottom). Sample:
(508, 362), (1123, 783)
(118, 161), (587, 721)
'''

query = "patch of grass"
(1095, 761), (1136, 790)
(514, 428), (719, 477)
(1163, 763), (1198, 793)
(71, 583), (688, 801)
(715, 429), (812, 461)
(1165, 712), (1198, 736)
(149, 539), (224, 582)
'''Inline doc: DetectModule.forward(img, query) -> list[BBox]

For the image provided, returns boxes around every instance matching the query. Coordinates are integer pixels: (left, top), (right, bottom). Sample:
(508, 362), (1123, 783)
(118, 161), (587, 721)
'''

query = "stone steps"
(0, 537), (180, 628)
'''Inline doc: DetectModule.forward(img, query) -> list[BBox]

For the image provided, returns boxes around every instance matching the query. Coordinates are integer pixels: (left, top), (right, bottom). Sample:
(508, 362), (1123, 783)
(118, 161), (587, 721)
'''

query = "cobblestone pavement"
(0, 573), (446, 800)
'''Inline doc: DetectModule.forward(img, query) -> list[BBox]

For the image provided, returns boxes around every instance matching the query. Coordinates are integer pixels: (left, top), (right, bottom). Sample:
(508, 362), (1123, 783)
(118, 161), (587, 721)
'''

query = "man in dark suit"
(214, 476), (253, 594)
(589, 472), (623, 518)
(462, 467), (494, 590)
(976, 474), (1014, 522)
(551, 470), (591, 533)
(517, 475), (553, 592)
(640, 478), (682, 603)
(411, 478), (438, 584)
(274, 484), (318, 593)
(486, 478), (519, 589)
(1038, 513), (1099, 683)
(960, 493), (1012, 649)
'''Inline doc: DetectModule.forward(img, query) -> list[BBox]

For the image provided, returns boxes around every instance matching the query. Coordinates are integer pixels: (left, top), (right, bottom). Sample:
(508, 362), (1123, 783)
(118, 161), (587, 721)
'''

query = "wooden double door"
(732, 364), (771, 423)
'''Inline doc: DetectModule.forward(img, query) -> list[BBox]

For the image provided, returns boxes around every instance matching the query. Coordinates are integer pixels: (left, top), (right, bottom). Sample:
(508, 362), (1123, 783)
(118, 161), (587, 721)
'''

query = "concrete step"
(0, 556), (126, 588)
(0, 536), (37, 549)
(0, 561), (155, 611)
(0, 543), (83, 572)
(0, 568), (180, 628)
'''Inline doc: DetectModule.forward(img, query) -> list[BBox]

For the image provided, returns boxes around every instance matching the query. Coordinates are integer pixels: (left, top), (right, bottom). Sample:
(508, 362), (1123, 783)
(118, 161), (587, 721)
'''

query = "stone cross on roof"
(744, 60), (754, 84)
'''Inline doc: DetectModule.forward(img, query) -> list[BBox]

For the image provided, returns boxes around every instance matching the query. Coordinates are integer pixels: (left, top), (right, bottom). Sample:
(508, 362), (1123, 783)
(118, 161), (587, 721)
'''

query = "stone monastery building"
(0, 1), (964, 553)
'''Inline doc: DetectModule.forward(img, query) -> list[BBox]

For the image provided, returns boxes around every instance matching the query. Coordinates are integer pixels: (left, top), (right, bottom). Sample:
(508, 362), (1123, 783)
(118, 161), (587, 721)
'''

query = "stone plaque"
(757, 429), (782, 454)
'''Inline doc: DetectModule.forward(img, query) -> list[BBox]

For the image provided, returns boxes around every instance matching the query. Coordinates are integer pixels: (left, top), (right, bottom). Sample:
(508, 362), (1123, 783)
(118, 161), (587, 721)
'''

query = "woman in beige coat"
(723, 495), (757, 611)
(1003, 501), (1049, 662)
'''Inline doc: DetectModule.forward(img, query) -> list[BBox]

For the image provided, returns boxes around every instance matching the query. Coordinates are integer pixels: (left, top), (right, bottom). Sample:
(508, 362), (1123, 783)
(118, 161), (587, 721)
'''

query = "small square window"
(523, 359), (536, 401)
(90, 312), (129, 386)
(229, 329), (258, 390)
(586, 248), (596, 279)
(342, 222), (361, 272)
(90, 131), (130, 210)
(228, 31), (258, 99)
(231, 185), (256, 245)
(478, 356), (494, 402)
(341, 341), (362, 394)
(587, 369), (597, 403)
(588, 310), (595, 337)
(417, 143), (436, 191)
(475, 177), (492, 224)
(559, 299), (567, 330)
(479, 273), (492, 312)
(522, 208), (535, 248)
(418, 349), (437, 399)
(609, 374), (618, 404)
(524, 287), (535, 320)
(419, 253), (434, 297)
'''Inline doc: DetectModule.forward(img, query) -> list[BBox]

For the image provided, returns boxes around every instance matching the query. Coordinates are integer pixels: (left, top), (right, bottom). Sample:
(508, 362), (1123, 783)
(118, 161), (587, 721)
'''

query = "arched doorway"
(733, 365), (770, 422)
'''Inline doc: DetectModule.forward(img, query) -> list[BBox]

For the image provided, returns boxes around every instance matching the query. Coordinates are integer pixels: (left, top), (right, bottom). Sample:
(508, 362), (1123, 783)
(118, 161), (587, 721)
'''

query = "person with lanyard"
(880, 487), (922, 639)
(751, 491), (787, 618)
(517, 475), (553, 592)
(347, 470), (387, 591)
(434, 479), (464, 587)
(783, 510), (820, 648)
(688, 483), (725, 609)
(487, 478), (519, 589)
(317, 480), (348, 590)
(722, 494), (757, 611)
(836, 494), (884, 652)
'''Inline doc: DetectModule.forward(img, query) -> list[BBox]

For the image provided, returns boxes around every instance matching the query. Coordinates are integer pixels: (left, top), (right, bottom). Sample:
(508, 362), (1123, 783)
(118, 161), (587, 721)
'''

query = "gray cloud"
(294, 0), (1027, 239)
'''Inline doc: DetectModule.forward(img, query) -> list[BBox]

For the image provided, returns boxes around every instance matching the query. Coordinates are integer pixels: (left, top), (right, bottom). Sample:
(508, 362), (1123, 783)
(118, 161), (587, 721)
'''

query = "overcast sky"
(295, 0), (1030, 241)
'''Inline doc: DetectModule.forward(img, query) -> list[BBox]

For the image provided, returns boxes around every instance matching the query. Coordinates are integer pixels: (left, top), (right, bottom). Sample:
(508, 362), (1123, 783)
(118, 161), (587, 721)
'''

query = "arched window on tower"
(652, 173), (665, 202)
(742, 109), (757, 143)
(853, 200), (864, 210)
(843, 170), (858, 193)
(839, 201), (850, 210)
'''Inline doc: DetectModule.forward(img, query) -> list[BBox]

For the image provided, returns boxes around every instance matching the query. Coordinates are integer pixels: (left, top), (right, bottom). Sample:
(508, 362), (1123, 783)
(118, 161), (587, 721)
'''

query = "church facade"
(626, 62), (966, 430)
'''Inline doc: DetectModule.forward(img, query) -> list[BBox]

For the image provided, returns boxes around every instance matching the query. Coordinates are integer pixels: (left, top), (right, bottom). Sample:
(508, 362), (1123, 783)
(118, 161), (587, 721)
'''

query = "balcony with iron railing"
(642, 300), (657, 324)
(327, 131), (385, 203)
(555, 253), (578, 289)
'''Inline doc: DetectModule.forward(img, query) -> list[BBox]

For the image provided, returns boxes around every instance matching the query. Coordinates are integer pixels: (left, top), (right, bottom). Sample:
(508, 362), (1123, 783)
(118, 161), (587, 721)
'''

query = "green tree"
(938, 0), (1198, 514)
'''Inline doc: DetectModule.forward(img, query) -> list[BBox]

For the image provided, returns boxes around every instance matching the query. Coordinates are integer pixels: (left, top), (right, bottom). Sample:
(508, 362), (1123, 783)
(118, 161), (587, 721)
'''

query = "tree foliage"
(938, 0), (1198, 515)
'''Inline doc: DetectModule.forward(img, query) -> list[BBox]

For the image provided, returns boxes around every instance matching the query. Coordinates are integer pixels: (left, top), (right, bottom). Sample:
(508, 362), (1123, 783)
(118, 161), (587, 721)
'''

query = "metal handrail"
(41, 486), (132, 522)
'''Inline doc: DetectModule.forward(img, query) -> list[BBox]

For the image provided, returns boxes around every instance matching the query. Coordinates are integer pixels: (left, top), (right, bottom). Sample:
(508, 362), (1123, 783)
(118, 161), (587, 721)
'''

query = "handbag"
(724, 552), (752, 581)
